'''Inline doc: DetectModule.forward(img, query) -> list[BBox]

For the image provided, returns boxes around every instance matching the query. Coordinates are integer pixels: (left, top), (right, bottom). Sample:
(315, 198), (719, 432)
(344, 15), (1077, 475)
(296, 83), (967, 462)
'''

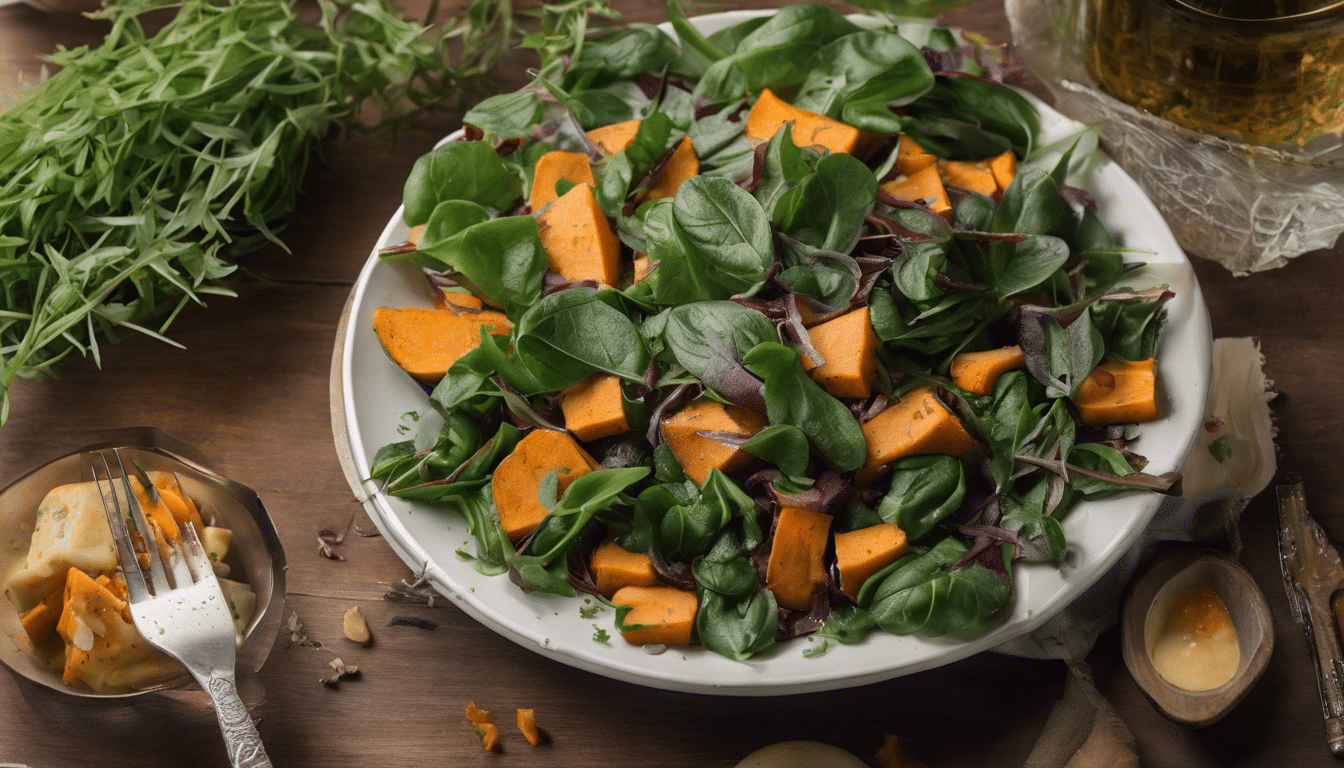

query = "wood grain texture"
(1, 0), (1342, 766)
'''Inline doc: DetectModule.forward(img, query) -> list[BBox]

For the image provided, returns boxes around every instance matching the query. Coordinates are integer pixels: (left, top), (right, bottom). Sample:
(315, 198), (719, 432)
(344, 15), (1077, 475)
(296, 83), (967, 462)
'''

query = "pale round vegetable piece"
(734, 741), (868, 768)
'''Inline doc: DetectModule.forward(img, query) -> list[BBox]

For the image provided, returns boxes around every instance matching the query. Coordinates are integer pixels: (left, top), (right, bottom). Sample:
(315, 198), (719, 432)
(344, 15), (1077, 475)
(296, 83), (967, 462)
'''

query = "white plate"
(332, 11), (1211, 695)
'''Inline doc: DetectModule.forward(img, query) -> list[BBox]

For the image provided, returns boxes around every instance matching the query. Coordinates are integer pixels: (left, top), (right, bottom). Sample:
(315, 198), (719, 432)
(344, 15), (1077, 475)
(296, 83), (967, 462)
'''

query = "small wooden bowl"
(1121, 550), (1274, 727)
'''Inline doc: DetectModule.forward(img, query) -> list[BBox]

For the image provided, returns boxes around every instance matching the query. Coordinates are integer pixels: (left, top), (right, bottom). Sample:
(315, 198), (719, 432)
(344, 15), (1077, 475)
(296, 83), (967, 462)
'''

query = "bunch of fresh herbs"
(0, 0), (611, 426)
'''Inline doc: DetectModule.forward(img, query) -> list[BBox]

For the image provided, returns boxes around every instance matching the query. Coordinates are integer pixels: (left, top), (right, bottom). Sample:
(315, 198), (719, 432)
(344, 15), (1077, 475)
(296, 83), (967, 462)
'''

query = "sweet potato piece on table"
(745, 88), (886, 159)
(1071, 357), (1159, 426)
(801, 307), (879, 399)
(517, 708), (543, 745)
(491, 429), (599, 541)
(949, 345), (1026, 396)
(881, 165), (952, 223)
(530, 150), (596, 212)
(834, 523), (909, 601)
(587, 118), (642, 156)
(536, 183), (622, 288)
(646, 137), (699, 200)
(661, 398), (768, 485)
(938, 159), (998, 197)
(611, 585), (697, 646)
(765, 506), (833, 611)
(561, 373), (630, 442)
(589, 539), (660, 598)
(373, 306), (513, 383)
(858, 386), (977, 483)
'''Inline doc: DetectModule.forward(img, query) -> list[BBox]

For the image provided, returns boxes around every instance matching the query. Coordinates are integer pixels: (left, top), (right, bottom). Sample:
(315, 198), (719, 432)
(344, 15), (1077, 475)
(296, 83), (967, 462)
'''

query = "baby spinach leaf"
(1090, 291), (1170, 361)
(453, 486), (515, 577)
(463, 92), (546, 140)
(739, 424), (813, 482)
(662, 301), (774, 407)
(742, 342), (866, 471)
(999, 475), (1067, 563)
(793, 30), (934, 134)
(907, 76), (1039, 157)
(694, 529), (760, 598)
(418, 200), (492, 246)
(417, 215), (547, 318)
(982, 371), (1042, 491)
(574, 25), (679, 79)
(995, 234), (1070, 299)
(402, 140), (521, 226)
(647, 177), (773, 304)
(876, 455), (967, 541)
(696, 588), (778, 661)
(597, 112), (675, 215)
(754, 123), (816, 215)
(899, 117), (1012, 161)
(778, 260), (856, 309)
(891, 240), (951, 303)
(513, 287), (651, 390)
(863, 537), (1012, 636)
(773, 152), (877, 255)
(818, 603), (877, 644)
(1018, 306), (1105, 398)
(1068, 442), (1140, 496)
(666, 0), (728, 64)
(540, 78), (648, 130)
(692, 5), (862, 104)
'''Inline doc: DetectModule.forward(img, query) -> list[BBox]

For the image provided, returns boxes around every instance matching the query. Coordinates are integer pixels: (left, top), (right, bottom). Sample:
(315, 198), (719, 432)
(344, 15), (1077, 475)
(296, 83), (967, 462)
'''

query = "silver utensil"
(1276, 475), (1344, 755)
(93, 448), (271, 768)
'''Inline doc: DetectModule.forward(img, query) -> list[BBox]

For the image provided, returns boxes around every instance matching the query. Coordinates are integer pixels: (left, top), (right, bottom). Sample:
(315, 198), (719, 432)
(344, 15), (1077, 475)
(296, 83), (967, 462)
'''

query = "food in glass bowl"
(365, 4), (1184, 662)
(3, 471), (256, 694)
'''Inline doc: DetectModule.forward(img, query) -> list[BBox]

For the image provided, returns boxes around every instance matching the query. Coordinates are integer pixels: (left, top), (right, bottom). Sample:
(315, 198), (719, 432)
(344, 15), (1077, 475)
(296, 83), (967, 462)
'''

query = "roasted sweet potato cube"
(491, 429), (598, 540)
(801, 307), (879, 399)
(647, 137), (699, 200)
(938, 159), (998, 197)
(1071, 357), (1159, 426)
(745, 88), (886, 159)
(949, 345), (1026, 396)
(590, 539), (660, 598)
(373, 306), (513, 383)
(881, 165), (951, 222)
(893, 133), (937, 176)
(632, 253), (658, 285)
(860, 386), (977, 475)
(834, 523), (909, 601)
(561, 374), (631, 442)
(765, 506), (833, 611)
(660, 398), (768, 485)
(587, 118), (642, 156)
(989, 150), (1017, 192)
(536, 182), (622, 288)
(530, 150), (596, 212)
(611, 585), (698, 646)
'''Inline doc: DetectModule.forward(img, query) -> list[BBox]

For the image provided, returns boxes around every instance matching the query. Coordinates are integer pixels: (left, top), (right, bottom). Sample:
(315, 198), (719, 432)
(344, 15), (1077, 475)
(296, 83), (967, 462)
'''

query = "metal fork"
(93, 449), (271, 768)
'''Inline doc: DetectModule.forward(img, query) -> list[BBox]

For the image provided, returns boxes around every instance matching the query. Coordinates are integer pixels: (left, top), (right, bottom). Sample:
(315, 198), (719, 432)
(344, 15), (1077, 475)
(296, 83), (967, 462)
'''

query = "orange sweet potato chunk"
(949, 345), (1026, 396)
(800, 307), (879, 399)
(745, 88), (886, 159)
(834, 523), (909, 601)
(530, 150), (596, 212)
(561, 373), (631, 442)
(406, 223), (426, 247)
(881, 165), (952, 222)
(632, 254), (658, 285)
(1071, 357), (1159, 426)
(989, 150), (1017, 192)
(491, 429), (598, 540)
(611, 585), (698, 646)
(517, 708), (543, 746)
(647, 137), (699, 200)
(894, 133), (937, 176)
(661, 398), (768, 485)
(536, 183), (622, 288)
(765, 506), (833, 611)
(590, 539), (660, 598)
(433, 290), (484, 313)
(938, 159), (998, 197)
(861, 386), (978, 473)
(587, 118), (642, 156)
(19, 589), (63, 645)
(373, 306), (513, 383)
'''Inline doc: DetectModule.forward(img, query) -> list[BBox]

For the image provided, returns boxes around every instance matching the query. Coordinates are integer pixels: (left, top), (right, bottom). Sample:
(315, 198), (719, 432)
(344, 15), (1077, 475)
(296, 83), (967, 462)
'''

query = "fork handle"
(203, 672), (272, 768)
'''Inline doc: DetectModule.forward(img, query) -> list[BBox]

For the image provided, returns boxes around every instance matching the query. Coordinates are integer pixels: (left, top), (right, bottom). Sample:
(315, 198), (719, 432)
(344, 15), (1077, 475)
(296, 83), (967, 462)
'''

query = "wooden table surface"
(2, 1), (1342, 766)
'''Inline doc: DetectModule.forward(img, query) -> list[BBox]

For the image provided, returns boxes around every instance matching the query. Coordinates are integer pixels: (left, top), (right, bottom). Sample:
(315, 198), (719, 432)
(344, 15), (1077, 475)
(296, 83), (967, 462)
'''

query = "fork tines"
(93, 448), (211, 601)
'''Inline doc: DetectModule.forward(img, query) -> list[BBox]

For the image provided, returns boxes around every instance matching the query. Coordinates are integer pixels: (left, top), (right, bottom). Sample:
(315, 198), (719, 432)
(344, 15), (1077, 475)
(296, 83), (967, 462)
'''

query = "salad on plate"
(363, 4), (1182, 663)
